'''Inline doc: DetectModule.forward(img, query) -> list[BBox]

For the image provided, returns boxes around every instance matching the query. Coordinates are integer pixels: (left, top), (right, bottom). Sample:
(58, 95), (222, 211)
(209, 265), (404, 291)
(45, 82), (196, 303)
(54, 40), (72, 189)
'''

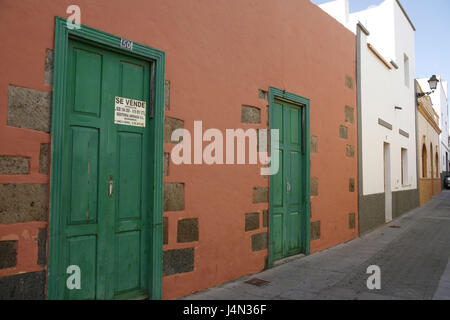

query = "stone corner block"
(177, 218), (199, 243)
(163, 182), (185, 212)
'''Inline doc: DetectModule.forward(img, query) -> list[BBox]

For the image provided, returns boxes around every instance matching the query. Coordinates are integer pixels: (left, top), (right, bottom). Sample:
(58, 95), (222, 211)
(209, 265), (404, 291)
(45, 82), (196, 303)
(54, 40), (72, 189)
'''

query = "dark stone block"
(359, 193), (386, 235)
(253, 187), (268, 204)
(39, 144), (49, 174)
(0, 241), (17, 269)
(349, 213), (356, 230)
(349, 178), (355, 192)
(311, 178), (318, 197)
(0, 271), (46, 299)
(177, 218), (198, 243)
(245, 213), (259, 232)
(262, 210), (268, 228)
(311, 221), (320, 240)
(37, 228), (47, 267)
(163, 183), (184, 212)
(346, 145), (355, 158)
(164, 117), (184, 143)
(311, 136), (318, 154)
(258, 89), (268, 101)
(0, 157), (29, 175)
(345, 105), (354, 124)
(0, 184), (48, 224)
(163, 248), (194, 277)
(241, 105), (261, 124)
(45, 49), (54, 86)
(345, 75), (354, 89)
(164, 80), (170, 111)
(163, 217), (168, 245)
(392, 189), (419, 219)
(339, 126), (348, 139)
(8, 85), (52, 133)
(163, 153), (169, 176)
(251, 233), (267, 251)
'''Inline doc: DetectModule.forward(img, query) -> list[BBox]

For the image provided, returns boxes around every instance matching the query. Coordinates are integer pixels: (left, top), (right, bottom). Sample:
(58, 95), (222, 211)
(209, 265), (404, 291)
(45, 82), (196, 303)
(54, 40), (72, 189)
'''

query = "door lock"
(108, 175), (113, 198)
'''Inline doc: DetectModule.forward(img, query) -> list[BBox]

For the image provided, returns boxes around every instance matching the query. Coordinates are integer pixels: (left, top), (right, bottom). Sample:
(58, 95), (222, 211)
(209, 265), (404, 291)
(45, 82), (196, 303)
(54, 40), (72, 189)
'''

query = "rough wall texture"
(359, 193), (386, 235)
(392, 189), (419, 219)
(0, 184), (48, 224)
(0, 271), (46, 300)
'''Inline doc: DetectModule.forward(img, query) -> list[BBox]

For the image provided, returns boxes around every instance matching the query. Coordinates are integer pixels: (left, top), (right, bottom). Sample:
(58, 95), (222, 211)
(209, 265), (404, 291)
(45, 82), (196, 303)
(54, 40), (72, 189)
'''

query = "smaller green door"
(270, 98), (308, 261)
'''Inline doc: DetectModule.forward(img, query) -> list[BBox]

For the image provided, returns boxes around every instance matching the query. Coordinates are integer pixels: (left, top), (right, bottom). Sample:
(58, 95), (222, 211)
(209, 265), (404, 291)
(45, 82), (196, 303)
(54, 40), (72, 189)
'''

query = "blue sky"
(311, 0), (450, 84)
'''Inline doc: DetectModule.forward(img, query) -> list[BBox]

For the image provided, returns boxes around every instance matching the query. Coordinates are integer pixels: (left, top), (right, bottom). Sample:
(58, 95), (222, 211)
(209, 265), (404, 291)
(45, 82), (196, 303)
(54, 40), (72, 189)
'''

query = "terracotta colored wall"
(0, 0), (357, 299)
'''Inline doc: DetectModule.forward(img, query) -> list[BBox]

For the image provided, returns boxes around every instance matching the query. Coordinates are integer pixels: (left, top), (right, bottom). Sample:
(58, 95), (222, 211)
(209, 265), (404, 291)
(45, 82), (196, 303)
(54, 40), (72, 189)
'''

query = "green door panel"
(270, 98), (307, 261)
(60, 39), (152, 299)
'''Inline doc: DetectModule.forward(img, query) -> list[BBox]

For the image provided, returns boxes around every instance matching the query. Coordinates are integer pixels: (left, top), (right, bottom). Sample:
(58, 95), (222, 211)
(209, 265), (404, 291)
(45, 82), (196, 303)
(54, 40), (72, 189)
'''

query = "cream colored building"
(416, 82), (441, 206)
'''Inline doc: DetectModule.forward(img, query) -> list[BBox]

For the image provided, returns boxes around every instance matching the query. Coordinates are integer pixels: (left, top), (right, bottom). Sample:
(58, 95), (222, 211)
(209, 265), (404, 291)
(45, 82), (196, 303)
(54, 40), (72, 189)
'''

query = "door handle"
(286, 177), (291, 193)
(108, 175), (113, 198)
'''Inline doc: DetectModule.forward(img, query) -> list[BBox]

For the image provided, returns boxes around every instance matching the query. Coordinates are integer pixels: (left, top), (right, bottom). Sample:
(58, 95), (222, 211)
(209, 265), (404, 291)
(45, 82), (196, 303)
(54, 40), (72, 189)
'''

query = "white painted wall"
(417, 76), (449, 173)
(318, 0), (418, 196)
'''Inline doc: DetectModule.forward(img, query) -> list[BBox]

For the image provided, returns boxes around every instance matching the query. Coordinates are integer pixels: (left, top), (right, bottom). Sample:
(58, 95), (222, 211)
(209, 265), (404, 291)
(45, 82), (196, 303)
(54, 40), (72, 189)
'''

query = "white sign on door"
(114, 96), (146, 127)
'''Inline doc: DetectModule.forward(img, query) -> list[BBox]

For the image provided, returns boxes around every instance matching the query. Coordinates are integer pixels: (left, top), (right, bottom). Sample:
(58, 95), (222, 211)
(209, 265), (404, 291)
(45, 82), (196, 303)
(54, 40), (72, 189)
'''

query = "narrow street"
(184, 191), (450, 300)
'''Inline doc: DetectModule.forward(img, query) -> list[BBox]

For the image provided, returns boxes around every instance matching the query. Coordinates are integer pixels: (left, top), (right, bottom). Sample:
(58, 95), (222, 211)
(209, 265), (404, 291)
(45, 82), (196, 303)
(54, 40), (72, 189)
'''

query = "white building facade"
(319, 0), (419, 233)
(417, 76), (449, 174)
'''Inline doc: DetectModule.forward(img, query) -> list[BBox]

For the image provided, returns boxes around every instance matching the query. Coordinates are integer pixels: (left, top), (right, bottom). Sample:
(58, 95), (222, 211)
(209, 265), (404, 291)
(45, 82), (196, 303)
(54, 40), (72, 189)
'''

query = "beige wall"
(417, 83), (441, 206)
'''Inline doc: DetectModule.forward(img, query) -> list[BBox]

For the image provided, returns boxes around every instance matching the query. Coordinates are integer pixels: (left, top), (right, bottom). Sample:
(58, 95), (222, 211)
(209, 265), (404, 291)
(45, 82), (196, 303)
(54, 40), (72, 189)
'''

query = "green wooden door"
(60, 39), (152, 299)
(271, 99), (306, 261)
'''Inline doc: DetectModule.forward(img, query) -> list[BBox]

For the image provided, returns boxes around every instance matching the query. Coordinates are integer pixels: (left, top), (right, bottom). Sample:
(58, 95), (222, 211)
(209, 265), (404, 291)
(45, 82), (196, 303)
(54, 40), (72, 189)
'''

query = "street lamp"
(417, 75), (440, 98)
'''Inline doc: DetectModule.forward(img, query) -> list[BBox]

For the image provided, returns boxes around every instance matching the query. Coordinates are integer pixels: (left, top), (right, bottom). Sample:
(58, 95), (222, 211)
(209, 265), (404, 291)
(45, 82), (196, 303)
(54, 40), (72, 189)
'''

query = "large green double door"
(59, 39), (152, 299)
(271, 98), (307, 261)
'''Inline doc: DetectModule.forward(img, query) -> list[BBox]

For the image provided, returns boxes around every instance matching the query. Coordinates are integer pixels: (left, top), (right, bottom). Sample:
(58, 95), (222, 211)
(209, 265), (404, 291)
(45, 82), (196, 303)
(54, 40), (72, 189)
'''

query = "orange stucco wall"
(0, 0), (358, 299)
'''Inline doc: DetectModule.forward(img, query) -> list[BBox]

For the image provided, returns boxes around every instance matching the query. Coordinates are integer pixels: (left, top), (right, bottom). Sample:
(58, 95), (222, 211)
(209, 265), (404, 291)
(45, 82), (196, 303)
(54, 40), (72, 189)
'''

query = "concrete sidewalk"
(183, 190), (450, 300)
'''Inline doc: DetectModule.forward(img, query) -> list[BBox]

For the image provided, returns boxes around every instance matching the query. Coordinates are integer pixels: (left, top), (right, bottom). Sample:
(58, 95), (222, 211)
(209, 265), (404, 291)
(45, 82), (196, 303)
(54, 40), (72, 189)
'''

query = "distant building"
(417, 76), (449, 176)
(319, 0), (419, 234)
(416, 82), (441, 205)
